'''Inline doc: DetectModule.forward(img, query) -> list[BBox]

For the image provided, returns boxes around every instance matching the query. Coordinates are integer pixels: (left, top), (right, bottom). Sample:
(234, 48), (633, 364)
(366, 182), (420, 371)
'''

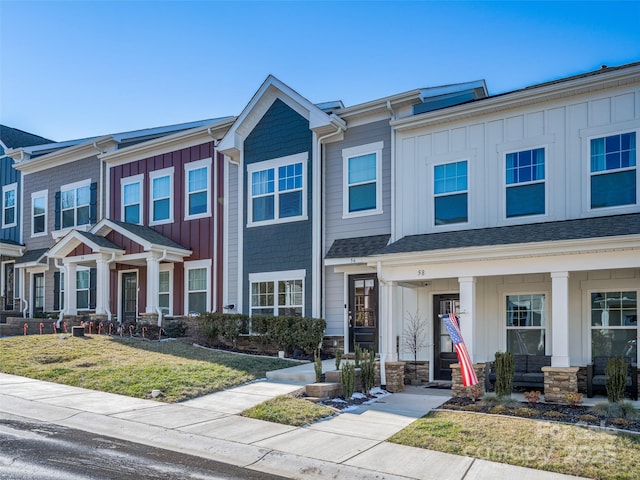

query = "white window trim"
(184, 158), (212, 221)
(247, 152), (308, 227)
(2, 183), (18, 228)
(342, 141), (383, 219)
(502, 291), (549, 356)
(31, 189), (48, 237)
(76, 266), (91, 311)
(159, 263), (174, 316)
(58, 270), (65, 312)
(149, 167), (174, 226)
(184, 259), (211, 315)
(432, 159), (470, 228)
(120, 174), (144, 225)
(502, 145), (548, 221)
(60, 179), (91, 230)
(32, 272), (45, 313)
(249, 269), (306, 317)
(586, 129), (638, 213)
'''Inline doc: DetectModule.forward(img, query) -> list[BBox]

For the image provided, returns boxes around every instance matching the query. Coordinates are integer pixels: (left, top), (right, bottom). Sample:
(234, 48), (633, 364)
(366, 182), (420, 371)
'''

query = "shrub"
(481, 393), (500, 405)
(577, 414), (599, 424)
(566, 392), (584, 406)
(354, 345), (362, 368)
(341, 362), (355, 399)
(514, 407), (538, 418)
(334, 350), (342, 371)
(593, 401), (639, 419)
(494, 352), (514, 398)
(543, 411), (567, 419)
(162, 320), (187, 338)
(360, 349), (376, 393)
(314, 350), (323, 383)
(523, 390), (541, 405)
(467, 384), (484, 402)
(605, 357), (628, 403)
(609, 418), (634, 428)
(462, 404), (482, 412)
(488, 405), (508, 415)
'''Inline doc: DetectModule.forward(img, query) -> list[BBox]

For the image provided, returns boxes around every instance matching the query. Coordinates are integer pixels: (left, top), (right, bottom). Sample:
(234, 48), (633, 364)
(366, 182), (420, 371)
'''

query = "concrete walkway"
(0, 370), (586, 480)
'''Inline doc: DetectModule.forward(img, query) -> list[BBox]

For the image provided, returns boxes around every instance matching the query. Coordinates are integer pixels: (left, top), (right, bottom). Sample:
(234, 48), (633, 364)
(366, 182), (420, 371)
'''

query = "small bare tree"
(402, 311), (429, 381)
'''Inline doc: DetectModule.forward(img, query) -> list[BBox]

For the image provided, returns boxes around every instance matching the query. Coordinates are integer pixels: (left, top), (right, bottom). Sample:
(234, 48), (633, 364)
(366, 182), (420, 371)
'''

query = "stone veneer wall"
(451, 363), (486, 398)
(577, 366), (587, 394)
(543, 366), (579, 403)
(321, 336), (344, 357)
(404, 361), (430, 384)
(384, 362), (405, 393)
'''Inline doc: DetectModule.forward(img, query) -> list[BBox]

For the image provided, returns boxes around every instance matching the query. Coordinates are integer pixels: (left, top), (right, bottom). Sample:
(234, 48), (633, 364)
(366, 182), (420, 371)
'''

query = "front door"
(348, 275), (378, 352)
(121, 272), (138, 323)
(3, 262), (15, 311)
(33, 273), (44, 314)
(433, 295), (460, 381)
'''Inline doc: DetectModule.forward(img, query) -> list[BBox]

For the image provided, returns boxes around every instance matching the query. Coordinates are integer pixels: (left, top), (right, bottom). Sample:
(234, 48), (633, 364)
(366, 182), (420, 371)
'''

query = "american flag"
(443, 313), (478, 387)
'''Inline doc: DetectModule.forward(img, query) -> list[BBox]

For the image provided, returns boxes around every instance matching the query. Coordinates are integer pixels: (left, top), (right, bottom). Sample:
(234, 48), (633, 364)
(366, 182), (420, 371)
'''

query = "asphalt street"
(0, 414), (287, 480)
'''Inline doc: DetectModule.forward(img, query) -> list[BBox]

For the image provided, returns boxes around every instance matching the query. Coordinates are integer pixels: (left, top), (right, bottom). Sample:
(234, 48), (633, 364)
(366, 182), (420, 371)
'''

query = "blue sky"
(1, 1), (639, 142)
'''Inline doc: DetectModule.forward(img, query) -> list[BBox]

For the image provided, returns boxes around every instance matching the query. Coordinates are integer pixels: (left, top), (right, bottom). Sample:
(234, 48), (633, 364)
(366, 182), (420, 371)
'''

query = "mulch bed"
(441, 396), (640, 434)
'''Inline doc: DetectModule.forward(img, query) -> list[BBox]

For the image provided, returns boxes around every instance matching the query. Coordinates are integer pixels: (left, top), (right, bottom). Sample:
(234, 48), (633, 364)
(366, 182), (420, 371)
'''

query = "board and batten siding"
(394, 85), (640, 240)
(1, 157), (20, 244)
(322, 119), (392, 337)
(225, 162), (239, 309)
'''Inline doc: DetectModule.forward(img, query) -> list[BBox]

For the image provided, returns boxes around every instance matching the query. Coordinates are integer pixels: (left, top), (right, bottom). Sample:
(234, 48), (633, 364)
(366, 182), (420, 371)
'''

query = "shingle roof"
(0, 125), (52, 149)
(109, 220), (189, 250)
(76, 231), (122, 250)
(14, 248), (49, 265)
(376, 214), (640, 256)
(0, 238), (22, 247)
(326, 234), (391, 259)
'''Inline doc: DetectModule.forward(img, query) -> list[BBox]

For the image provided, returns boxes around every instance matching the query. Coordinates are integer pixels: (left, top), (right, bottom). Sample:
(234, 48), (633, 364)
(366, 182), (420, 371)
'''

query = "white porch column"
(94, 256), (109, 315)
(551, 271), (570, 367)
(66, 263), (77, 316)
(383, 280), (398, 362)
(18, 267), (27, 317)
(146, 254), (160, 314)
(458, 276), (477, 363)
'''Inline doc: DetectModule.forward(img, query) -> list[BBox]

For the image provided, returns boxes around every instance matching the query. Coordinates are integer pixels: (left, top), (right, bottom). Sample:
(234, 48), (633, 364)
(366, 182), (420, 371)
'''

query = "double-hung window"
(184, 159), (211, 220)
(434, 161), (468, 225)
(249, 270), (304, 317)
(506, 294), (546, 355)
(158, 264), (173, 315)
(184, 259), (210, 315)
(2, 183), (17, 228)
(76, 268), (90, 310)
(61, 180), (90, 229)
(506, 148), (545, 217)
(31, 190), (47, 236)
(149, 167), (174, 225)
(591, 291), (637, 359)
(342, 142), (383, 217)
(121, 175), (143, 224)
(248, 153), (307, 226)
(590, 132), (636, 209)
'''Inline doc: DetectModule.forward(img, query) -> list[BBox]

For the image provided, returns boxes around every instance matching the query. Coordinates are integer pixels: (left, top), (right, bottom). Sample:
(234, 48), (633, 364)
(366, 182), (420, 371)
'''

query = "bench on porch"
(487, 354), (551, 391)
(587, 356), (638, 400)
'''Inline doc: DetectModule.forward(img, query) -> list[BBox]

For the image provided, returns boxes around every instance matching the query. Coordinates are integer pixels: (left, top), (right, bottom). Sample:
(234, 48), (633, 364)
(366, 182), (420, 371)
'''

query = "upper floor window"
(184, 158), (211, 220)
(590, 132), (636, 209)
(505, 148), (545, 218)
(61, 180), (90, 229)
(342, 142), (383, 218)
(434, 160), (468, 225)
(506, 293), (546, 356)
(2, 183), (17, 228)
(149, 167), (174, 225)
(32, 190), (48, 236)
(121, 174), (143, 225)
(247, 152), (307, 226)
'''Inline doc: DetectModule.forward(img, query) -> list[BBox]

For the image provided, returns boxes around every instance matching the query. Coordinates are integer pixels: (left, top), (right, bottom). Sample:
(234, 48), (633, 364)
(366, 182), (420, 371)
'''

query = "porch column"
(458, 276), (476, 362)
(94, 256), (109, 315)
(145, 254), (160, 314)
(66, 263), (77, 316)
(382, 280), (398, 362)
(551, 271), (570, 367)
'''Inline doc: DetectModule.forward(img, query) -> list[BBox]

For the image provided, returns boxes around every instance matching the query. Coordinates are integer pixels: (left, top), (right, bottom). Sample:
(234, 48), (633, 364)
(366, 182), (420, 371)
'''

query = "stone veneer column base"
(404, 361), (430, 385)
(384, 362), (405, 393)
(451, 363), (486, 398)
(542, 366), (580, 403)
(138, 313), (159, 325)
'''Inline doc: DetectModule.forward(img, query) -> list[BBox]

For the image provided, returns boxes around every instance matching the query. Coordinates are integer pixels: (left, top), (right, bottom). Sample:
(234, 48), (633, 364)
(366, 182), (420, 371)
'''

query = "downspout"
(314, 116), (346, 319)
(20, 268), (28, 318)
(154, 249), (168, 326)
(93, 142), (104, 220)
(386, 101), (396, 242)
(54, 258), (66, 326)
(105, 252), (117, 322)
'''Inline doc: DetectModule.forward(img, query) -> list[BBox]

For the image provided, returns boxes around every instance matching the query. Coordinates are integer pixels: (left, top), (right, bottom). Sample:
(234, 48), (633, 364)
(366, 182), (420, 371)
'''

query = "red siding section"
(69, 244), (92, 257)
(106, 231), (143, 254)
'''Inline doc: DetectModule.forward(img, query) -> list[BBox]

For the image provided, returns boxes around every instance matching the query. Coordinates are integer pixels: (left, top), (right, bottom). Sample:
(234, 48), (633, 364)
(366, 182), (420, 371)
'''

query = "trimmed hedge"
(198, 313), (325, 355)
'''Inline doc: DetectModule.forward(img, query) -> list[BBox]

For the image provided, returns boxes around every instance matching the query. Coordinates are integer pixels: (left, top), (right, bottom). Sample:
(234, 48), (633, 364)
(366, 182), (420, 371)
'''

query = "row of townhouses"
(1, 62), (639, 393)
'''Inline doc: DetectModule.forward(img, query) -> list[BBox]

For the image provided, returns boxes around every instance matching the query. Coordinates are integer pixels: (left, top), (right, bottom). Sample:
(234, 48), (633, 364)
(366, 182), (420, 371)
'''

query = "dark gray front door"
(433, 295), (460, 381)
(121, 272), (137, 323)
(3, 262), (14, 311)
(348, 275), (378, 352)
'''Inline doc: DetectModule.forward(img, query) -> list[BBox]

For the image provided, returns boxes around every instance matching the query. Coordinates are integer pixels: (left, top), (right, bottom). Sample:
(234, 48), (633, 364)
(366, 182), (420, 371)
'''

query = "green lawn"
(0, 335), (293, 402)
(389, 410), (640, 480)
(242, 395), (336, 426)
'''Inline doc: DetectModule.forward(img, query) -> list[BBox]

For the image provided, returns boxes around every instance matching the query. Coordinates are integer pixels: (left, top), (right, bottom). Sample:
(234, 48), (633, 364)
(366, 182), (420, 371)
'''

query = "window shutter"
(89, 268), (97, 310)
(53, 272), (60, 311)
(90, 182), (97, 224)
(54, 191), (61, 230)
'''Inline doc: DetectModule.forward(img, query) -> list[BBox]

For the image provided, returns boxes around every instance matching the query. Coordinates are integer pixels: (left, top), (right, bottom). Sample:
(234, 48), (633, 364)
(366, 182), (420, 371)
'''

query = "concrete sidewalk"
(0, 372), (586, 480)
